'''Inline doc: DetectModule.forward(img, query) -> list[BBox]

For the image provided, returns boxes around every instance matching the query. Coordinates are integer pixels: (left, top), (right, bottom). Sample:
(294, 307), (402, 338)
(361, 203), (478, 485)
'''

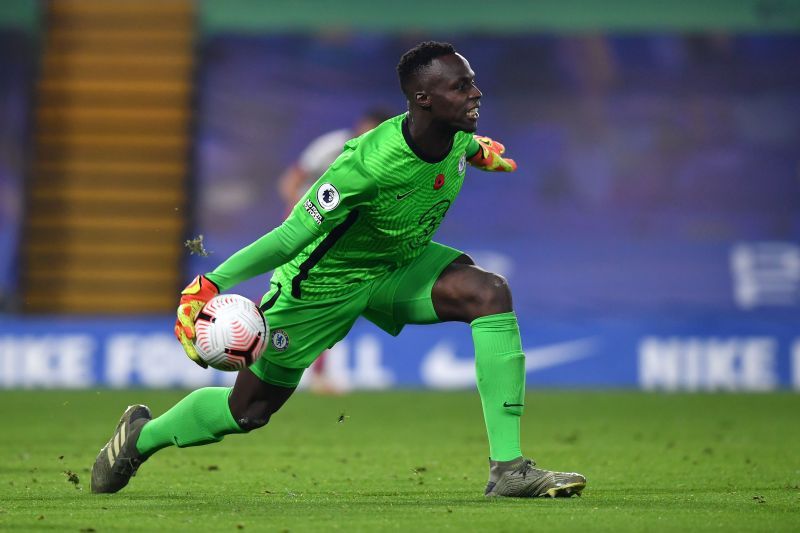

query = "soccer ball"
(193, 294), (268, 371)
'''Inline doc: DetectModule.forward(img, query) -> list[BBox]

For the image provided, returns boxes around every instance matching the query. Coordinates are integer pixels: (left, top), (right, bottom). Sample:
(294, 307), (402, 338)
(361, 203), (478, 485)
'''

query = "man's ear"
(415, 91), (431, 109)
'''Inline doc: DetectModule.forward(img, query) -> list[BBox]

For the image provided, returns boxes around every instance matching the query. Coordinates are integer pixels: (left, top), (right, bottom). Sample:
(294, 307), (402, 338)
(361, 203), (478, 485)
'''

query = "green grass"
(0, 390), (798, 532)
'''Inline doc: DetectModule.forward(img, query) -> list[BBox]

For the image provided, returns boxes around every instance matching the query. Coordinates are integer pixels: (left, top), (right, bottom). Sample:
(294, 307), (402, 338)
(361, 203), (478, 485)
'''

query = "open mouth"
(466, 107), (480, 119)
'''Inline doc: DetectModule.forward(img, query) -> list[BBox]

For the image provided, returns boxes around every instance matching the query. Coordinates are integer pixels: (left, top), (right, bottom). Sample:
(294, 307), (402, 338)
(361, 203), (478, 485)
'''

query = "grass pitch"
(0, 390), (798, 532)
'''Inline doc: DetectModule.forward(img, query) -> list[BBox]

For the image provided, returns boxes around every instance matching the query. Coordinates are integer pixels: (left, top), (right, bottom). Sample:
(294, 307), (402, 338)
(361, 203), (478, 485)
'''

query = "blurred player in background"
(91, 41), (586, 499)
(278, 108), (394, 208)
(277, 108), (393, 394)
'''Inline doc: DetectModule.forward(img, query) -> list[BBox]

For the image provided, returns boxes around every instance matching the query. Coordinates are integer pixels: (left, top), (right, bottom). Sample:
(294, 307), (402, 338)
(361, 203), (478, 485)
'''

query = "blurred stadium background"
(1, 0), (799, 393)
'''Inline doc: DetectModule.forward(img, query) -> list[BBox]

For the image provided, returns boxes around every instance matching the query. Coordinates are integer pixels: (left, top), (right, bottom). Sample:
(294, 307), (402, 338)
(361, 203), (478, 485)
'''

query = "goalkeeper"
(91, 41), (586, 499)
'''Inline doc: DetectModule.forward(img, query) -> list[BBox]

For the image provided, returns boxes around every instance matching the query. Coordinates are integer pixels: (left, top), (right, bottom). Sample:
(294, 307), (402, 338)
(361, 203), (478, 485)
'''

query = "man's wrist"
(203, 273), (222, 292)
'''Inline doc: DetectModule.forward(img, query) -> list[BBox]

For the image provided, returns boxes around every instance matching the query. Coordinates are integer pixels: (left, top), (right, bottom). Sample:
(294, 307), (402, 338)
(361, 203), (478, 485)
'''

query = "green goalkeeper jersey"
(206, 114), (479, 299)
(273, 114), (473, 299)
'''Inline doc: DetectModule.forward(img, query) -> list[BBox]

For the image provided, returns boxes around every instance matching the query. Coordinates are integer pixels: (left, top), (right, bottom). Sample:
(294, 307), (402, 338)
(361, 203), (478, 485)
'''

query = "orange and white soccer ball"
(193, 294), (268, 371)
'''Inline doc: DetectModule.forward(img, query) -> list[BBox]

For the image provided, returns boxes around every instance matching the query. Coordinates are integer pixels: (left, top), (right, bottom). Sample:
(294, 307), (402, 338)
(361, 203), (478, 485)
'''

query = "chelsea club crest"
(271, 329), (289, 351)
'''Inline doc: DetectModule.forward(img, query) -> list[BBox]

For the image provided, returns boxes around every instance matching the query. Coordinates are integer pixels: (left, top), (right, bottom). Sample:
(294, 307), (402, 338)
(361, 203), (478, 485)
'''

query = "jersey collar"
(401, 116), (454, 164)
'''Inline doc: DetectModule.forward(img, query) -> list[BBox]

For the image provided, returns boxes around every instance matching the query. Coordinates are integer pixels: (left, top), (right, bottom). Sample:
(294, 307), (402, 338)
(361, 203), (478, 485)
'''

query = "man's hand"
(468, 135), (517, 172)
(174, 275), (219, 368)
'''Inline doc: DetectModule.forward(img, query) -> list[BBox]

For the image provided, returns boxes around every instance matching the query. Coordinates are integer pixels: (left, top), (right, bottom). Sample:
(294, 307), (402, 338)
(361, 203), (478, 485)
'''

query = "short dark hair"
(397, 41), (456, 97)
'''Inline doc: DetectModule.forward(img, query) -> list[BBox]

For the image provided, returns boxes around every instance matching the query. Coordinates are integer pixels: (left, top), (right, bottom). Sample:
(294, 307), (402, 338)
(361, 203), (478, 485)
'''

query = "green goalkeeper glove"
(174, 274), (219, 368)
(468, 135), (517, 172)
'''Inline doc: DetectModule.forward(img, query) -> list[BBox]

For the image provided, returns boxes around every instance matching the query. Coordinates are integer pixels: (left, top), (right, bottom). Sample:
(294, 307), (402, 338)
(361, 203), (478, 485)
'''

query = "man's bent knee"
(231, 404), (273, 431)
(434, 262), (514, 322)
(473, 272), (512, 318)
(236, 414), (272, 432)
(228, 368), (296, 431)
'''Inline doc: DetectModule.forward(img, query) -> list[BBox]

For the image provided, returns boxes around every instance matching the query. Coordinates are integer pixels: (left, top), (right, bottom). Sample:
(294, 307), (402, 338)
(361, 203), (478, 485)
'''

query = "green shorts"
(249, 242), (463, 387)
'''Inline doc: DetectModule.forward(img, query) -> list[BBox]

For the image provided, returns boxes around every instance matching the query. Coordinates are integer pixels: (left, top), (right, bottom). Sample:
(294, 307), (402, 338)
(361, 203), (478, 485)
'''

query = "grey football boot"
(91, 404), (152, 494)
(485, 457), (586, 498)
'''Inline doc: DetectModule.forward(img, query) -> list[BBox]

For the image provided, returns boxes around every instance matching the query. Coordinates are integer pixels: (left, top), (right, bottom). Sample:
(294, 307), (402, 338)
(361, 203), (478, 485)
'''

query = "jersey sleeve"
(205, 213), (317, 292)
(465, 134), (480, 158)
(292, 143), (379, 235)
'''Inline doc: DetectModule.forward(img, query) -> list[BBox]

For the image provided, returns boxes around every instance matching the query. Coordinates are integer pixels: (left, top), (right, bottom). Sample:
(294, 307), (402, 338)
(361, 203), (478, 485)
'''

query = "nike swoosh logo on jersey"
(396, 188), (418, 200)
(503, 402), (524, 408)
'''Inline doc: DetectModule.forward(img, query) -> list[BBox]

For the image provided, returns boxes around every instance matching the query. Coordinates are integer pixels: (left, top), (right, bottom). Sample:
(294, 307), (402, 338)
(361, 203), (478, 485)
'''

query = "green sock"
(472, 311), (525, 462)
(135, 387), (245, 456)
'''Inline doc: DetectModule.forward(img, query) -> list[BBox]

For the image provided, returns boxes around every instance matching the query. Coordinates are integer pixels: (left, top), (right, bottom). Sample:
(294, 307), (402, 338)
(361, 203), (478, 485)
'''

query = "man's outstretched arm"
(205, 214), (316, 291)
(175, 146), (377, 366)
(175, 214), (318, 367)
